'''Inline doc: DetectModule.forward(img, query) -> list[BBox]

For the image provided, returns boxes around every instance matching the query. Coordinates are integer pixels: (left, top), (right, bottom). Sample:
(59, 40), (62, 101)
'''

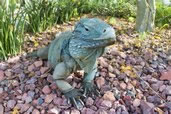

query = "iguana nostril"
(103, 29), (106, 33)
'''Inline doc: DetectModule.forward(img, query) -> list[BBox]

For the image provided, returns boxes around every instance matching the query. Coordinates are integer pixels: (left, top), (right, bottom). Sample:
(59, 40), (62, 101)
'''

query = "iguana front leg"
(82, 63), (100, 98)
(53, 62), (84, 109)
(26, 45), (49, 59)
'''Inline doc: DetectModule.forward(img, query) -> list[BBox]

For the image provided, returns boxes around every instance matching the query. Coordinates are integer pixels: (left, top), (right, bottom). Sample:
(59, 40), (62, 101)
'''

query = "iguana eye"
(85, 27), (89, 31)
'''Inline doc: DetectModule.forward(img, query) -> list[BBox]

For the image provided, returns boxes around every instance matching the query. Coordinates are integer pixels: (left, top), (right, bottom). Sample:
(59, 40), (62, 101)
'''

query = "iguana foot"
(82, 82), (100, 98)
(63, 89), (85, 109)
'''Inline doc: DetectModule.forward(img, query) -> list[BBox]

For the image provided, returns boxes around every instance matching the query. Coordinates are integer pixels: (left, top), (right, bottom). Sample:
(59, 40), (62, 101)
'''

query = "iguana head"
(73, 18), (116, 44)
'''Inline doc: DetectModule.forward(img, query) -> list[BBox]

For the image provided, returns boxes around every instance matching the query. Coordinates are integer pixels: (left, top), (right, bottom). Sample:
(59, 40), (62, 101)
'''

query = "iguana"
(27, 18), (116, 109)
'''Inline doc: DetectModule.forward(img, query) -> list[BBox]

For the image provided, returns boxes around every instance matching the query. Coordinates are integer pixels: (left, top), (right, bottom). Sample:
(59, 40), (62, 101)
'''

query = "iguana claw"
(64, 89), (85, 109)
(82, 82), (100, 98)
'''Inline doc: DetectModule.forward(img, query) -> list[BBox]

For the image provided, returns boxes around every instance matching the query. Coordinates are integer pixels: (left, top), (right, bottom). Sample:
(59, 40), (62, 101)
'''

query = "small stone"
(120, 52), (127, 58)
(53, 97), (63, 105)
(71, 109), (80, 114)
(165, 86), (171, 95)
(86, 97), (94, 106)
(63, 110), (70, 114)
(49, 107), (60, 114)
(167, 96), (171, 101)
(26, 106), (34, 114)
(120, 82), (127, 90)
(160, 70), (171, 80)
(4, 70), (12, 77)
(103, 91), (115, 101)
(42, 85), (51, 94)
(32, 109), (40, 114)
(108, 65), (114, 72)
(100, 100), (112, 108)
(99, 57), (108, 68)
(140, 101), (155, 114)
(26, 77), (37, 84)
(28, 64), (35, 72)
(159, 85), (166, 92)
(0, 104), (4, 114)
(133, 99), (140, 107)
(109, 108), (116, 114)
(25, 96), (32, 103)
(127, 83), (134, 90)
(28, 91), (35, 98)
(97, 109), (108, 114)
(108, 73), (116, 78)
(37, 98), (44, 105)
(7, 100), (16, 109)
(45, 94), (54, 103)
(82, 108), (95, 114)
(34, 61), (43, 67)
(20, 104), (30, 113)
(121, 111), (129, 114)
(0, 87), (3, 94)
(40, 67), (49, 74)
(0, 70), (5, 81)
(96, 77), (105, 89)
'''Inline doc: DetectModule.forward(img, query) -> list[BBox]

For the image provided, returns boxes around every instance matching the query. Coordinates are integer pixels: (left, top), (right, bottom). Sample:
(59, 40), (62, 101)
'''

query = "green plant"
(155, 2), (171, 27)
(0, 0), (25, 60)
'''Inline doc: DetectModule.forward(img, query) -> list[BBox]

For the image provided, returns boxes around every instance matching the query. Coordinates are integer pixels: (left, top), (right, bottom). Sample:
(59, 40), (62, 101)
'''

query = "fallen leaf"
(12, 107), (19, 114)
(155, 107), (164, 114)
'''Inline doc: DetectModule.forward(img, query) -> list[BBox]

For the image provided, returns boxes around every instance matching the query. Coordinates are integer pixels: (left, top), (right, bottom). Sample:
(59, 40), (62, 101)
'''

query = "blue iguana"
(27, 18), (116, 109)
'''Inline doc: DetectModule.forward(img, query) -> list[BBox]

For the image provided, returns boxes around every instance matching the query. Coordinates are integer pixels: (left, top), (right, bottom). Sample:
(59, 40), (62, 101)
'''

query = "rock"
(165, 102), (171, 110)
(40, 67), (49, 74)
(120, 52), (127, 58)
(28, 91), (35, 98)
(20, 104), (30, 113)
(4, 70), (12, 77)
(108, 65), (114, 72)
(37, 98), (44, 105)
(103, 91), (115, 101)
(127, 83), (134, 90)
(96, 77), (105, 89)
(86, 97), (94, 106)
(0, 104), (4, 114)
(25, 96), (32, 103)
(108, 73), (116, 78)
(71, 109), (80, 114)
(165, 86), (171, 95)
(26, 77), (37, 84)
(140, 101), (155, 114)
(45, 94), (54, 103)
(34, 61), (43, 67)
(49, 107), (60, 114)
(100, 100), (112, 108)
(32, 109), (40, 114)
(109, 108), (116, 114)
(120, 82), (127, 90)
(160, 69), (171, 80)
(133, 99), (140, 107)
(121, 111), (129, 114)
(7, 56), (20, 63)
(28, 64), (35, 72)
(0, 87), (3, 94)
(82, 108), (95, 114)
(147, 95), (161, 104)
(0, 70), (5, 81)
(97, 109), (108, 114)
(151, 83), (160, 91)
(26, 106), (34, 114)
(63, 110), (70, 114)
(42, 85), (51, 94)
(7, 100), (16, 109)
(53, 97), (63, 105)
(99, 57), (108, 68)
(159, 85), (166, 92)
(167, 96), (171, 101)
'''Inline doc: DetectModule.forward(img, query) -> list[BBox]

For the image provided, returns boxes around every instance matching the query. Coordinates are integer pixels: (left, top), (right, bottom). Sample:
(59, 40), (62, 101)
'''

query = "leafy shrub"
(155, 2), (171, 27)
(0, 0), (25, 60)
(90, 0), (136, 18)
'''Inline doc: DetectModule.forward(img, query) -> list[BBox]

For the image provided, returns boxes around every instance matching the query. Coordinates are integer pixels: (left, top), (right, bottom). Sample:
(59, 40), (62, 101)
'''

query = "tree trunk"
(136, 0), (156, 32)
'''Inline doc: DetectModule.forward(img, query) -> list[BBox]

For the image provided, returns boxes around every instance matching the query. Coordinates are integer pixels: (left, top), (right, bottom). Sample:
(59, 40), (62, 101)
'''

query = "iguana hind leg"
(27, 45), (49, 59)
(53, 62), (84, 109)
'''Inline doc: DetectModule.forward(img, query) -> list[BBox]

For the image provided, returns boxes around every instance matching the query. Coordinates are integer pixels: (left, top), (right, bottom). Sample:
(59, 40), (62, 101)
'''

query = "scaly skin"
(27, 18), (116, 109)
